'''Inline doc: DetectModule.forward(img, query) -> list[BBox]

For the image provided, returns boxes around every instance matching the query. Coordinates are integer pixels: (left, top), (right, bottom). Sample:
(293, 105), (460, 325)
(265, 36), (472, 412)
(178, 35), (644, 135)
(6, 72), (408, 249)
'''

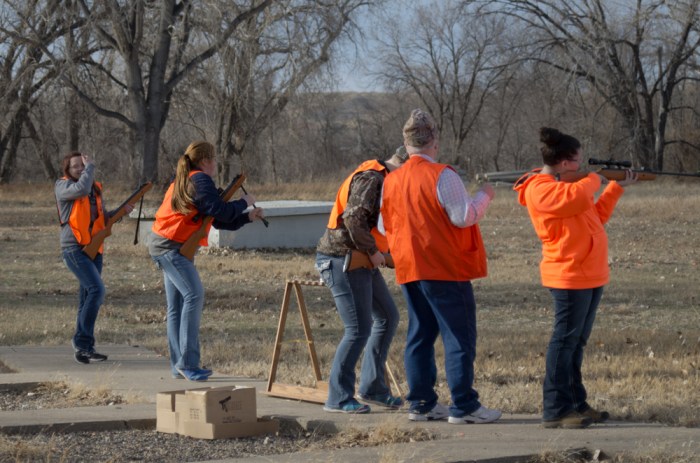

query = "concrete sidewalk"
(0, 345), (698, 462)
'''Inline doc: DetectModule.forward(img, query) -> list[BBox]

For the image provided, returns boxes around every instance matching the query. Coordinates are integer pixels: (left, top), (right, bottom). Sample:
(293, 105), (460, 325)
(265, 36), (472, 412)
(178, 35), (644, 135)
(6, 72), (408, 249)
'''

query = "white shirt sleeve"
(437, 168), (491, 228)
(377, 183), (386, 235)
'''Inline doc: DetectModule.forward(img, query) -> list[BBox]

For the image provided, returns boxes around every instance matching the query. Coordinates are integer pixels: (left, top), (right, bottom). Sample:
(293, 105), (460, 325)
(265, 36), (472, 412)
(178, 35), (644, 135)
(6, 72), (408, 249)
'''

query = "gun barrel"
(477, 171), (529, 183)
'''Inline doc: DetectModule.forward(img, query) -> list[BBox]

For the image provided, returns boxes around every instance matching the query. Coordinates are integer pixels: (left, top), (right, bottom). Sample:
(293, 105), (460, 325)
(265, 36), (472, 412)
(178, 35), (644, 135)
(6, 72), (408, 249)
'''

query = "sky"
(333, 0), (422, 92)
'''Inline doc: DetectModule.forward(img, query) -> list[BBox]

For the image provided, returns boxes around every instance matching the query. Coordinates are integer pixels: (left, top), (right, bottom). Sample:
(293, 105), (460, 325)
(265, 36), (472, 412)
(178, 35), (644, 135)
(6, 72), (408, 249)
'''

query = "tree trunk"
(67, 91), (80, 151)
(24, 117), (57, 180)
(142, 120), (160, 182)
(0, 112), (25, 184)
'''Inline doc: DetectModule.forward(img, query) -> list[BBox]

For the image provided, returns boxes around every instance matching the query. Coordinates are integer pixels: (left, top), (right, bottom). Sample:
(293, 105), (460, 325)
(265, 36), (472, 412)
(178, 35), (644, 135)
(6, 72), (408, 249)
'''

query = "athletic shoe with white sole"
(448, 405), (502, 424)
(408, 402), (449, 421)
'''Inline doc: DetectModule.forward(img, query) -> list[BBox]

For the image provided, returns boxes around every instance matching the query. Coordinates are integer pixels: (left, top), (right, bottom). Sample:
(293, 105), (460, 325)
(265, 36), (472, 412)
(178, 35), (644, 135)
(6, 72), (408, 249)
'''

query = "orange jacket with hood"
(514, 171), (624, 289)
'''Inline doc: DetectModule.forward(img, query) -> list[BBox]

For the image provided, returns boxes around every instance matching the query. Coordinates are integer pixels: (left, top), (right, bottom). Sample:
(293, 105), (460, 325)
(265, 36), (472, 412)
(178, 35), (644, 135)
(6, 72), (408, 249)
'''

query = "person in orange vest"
(380, 109), (501, 424)
(55, 152), (133, 364)
(148, 141), (265, 382)
(514, 127), (637, 429)
(315, 146), (408, 414)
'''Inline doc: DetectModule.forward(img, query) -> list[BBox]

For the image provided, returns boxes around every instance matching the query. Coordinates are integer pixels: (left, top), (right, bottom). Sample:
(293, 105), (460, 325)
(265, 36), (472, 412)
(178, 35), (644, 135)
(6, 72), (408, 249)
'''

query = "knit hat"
(402, 109), (438, 147)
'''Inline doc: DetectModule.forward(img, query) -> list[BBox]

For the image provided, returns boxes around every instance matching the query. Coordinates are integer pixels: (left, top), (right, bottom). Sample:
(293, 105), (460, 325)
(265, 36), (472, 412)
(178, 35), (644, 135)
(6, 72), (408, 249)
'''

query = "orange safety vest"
(62, 178), (106, 253)
(381, 156), (487, 284)
(327, 159), (390, 253)
(152, 171), (210, 246)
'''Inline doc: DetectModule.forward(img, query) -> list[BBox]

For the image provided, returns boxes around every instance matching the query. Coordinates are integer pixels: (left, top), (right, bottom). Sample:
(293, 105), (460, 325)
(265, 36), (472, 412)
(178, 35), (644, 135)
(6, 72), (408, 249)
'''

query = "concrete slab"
(0, 345), (698, 463)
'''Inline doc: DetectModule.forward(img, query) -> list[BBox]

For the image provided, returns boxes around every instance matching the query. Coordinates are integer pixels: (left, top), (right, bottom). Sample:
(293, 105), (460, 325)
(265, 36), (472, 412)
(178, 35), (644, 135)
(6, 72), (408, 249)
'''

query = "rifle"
(585, 158), (700, 179)
(82, 182), (153, 260)
(510, 158), (700, 185)
(179, 174), (246, 261)
(342, 250), (395, 272)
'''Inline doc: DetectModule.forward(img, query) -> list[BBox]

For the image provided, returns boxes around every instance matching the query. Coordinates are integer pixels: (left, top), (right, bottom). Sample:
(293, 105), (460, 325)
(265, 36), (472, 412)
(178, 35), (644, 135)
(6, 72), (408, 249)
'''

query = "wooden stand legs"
(264, 279), (403, 404)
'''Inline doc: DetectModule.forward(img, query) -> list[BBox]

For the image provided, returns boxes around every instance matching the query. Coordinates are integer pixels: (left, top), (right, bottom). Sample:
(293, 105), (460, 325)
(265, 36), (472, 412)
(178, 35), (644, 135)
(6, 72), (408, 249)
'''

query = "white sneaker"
(448, 405), (502, 424)
(408, 402), (449, 421)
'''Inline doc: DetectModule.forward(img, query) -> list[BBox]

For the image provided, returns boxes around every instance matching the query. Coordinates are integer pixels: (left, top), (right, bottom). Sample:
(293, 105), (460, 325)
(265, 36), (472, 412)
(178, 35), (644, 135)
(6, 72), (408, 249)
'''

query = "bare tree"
(0, 0), (69, 182)
(485, 0), (700, 170)
(374, 0), (508, 170)
(205, 0), (373, 183)
(58, 0), (274, 182)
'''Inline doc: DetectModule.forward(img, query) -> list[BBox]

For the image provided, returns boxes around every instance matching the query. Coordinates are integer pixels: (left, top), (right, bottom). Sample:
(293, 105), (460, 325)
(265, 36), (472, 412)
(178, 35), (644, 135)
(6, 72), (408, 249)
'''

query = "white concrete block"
(133, 200), (333, 249)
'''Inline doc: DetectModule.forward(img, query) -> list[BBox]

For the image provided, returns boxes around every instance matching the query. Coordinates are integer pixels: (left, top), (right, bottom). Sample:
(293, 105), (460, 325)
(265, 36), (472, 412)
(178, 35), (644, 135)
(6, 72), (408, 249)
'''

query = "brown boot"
(580, 406), (610, 423)
(542, 411), (593, 429)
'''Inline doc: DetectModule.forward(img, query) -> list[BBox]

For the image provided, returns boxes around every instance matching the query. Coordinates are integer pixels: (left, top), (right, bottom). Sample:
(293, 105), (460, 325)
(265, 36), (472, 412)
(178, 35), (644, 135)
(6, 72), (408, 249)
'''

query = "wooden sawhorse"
(264, 279), (403, 404)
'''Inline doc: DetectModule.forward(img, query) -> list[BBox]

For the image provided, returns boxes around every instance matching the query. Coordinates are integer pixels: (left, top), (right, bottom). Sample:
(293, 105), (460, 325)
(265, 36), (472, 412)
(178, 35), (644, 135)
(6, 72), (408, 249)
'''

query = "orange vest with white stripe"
(327, 159), (389, 253)
(381, 156), (487, 284)
(62, 179), (106, 253)
(152, 171), (210, 245)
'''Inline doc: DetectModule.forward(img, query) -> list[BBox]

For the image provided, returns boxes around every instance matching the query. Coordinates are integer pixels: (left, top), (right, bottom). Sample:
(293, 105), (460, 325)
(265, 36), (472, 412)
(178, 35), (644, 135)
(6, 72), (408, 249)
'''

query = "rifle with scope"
(557, 158), (700, 182)
(483, 159), (700, 184)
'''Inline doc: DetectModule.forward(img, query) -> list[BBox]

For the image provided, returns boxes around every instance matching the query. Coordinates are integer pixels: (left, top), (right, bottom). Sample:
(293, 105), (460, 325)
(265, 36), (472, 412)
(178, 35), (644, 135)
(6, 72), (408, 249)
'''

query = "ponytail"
(171, 155), (195, 215)
(170, 141), (215, 215)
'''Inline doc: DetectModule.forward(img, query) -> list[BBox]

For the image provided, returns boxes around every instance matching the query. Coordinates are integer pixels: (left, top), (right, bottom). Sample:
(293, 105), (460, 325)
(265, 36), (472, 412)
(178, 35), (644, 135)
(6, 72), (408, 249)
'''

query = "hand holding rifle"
(179, 174), (247, 261)
(241, 185), (269, 227)
(369, 250), (386, 268)
(82, 182), (153, 260)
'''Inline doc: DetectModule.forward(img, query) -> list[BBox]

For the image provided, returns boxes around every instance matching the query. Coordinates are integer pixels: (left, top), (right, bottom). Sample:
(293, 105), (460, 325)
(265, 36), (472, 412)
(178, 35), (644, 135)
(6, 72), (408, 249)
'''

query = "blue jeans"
(62, 248), (105, 352)
(152, 250), (205, 371)
(543, 286), (604, 420)
(315, 253), (400, 408)
(401, 280), (481, 417)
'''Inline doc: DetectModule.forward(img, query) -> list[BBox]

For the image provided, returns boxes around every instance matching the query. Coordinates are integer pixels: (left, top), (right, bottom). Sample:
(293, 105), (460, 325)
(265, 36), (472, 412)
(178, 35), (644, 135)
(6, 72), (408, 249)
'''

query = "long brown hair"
(60, 151), (100, 195)
(171, 141), (215, 215)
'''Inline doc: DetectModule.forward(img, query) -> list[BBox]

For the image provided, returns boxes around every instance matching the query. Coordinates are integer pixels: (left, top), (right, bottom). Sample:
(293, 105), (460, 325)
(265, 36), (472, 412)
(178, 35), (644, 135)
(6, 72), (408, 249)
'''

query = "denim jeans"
(401, 280), (481, 417)
(62, 247), (105, 352)
(543, 286), (604, 420)
(315, 253), (400, 408)
(152, 250), (205, 371)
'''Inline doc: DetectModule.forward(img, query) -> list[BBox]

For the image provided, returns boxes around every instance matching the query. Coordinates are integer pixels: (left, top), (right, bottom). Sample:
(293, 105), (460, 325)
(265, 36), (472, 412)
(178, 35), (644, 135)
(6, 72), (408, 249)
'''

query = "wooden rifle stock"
(83, 182), (153, 260)
(342, 250), (395, 272)
(558, 169), (657, 182)
(179, 174), (246, 261)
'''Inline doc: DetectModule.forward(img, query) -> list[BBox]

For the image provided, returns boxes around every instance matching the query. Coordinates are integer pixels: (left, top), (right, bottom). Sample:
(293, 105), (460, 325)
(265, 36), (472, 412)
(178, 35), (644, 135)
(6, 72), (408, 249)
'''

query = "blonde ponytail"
(170, 141), (215, 215)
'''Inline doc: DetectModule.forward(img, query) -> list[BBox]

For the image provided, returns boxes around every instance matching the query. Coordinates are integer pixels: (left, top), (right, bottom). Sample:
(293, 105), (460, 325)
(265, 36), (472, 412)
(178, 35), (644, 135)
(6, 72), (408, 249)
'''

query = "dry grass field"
(1, 178), (699, 434)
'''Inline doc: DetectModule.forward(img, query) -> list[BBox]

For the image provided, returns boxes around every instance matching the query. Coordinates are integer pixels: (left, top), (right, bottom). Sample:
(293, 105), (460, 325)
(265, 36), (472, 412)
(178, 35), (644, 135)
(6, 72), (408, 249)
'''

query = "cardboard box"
(156, 389), (185, 434)
(157, 386), (277, 439)
(182, 386), (257, 424)
(157, 387), (212, 434)
(181, 417), (279, 440)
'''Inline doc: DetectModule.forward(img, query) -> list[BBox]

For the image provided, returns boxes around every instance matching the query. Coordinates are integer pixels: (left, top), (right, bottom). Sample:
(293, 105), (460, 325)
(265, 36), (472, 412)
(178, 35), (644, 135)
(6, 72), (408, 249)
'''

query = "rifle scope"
(588, 158), (632, 168)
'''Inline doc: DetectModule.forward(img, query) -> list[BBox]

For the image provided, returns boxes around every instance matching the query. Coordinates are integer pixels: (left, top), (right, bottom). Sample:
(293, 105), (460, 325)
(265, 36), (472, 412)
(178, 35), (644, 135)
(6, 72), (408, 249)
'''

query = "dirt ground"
(0, 180), (698, 461)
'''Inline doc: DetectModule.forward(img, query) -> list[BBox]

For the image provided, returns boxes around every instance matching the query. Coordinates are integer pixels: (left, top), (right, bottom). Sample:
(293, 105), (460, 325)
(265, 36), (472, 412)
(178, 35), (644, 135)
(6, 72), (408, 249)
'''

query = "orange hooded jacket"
(514, 171), (624, 289)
